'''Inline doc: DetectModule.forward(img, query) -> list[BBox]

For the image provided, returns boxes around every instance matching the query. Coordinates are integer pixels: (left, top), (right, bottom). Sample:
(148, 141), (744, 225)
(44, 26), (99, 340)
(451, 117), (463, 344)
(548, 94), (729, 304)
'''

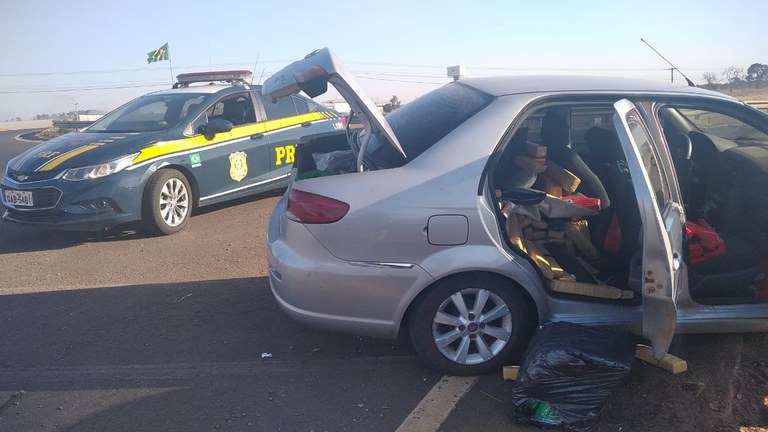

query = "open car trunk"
(291, 131), (358, 180)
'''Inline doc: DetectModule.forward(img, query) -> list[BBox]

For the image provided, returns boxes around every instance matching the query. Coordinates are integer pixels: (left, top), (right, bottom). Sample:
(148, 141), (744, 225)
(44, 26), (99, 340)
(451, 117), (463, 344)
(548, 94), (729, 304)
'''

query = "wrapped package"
(512, 322), (635, 431)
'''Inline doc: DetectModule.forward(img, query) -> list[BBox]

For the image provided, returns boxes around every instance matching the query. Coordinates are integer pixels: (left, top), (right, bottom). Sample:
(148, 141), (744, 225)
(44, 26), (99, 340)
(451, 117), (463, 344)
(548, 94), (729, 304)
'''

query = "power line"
(357, 76), (447, 85)
(0, 83), (168, 94)
(0, 61), (293, 78)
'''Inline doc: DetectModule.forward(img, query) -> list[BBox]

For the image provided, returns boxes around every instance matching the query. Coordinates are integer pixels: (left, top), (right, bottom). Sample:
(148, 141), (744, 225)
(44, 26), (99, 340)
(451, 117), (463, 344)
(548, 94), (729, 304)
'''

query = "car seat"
(666, 132), (693, 206)
(581, 126), (643, 285)
(222, 99), (252, 126)
(541, 113), (611, 210)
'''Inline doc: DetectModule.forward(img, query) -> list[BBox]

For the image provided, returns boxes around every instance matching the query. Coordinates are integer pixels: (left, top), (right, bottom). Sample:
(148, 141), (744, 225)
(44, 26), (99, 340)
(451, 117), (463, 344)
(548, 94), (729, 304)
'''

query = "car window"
(677, 108), (768, 143)
(571, 106), (615, 145)
(627, 111), (671, 208)
(180, 96), (206, 120)
(88, 93), (209, 133)
(260, 94), (299, 119)
(206, 92), (256, 126)
(292, 96), (319, 115)
(361, 82), (493, 168)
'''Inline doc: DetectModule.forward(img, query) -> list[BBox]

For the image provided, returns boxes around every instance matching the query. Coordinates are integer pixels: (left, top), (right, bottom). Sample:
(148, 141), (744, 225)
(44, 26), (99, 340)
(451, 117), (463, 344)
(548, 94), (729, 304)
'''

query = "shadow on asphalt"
(0, 277), (415, 382)
(0, 188), (286, 254)
(0, 277), (428, 431)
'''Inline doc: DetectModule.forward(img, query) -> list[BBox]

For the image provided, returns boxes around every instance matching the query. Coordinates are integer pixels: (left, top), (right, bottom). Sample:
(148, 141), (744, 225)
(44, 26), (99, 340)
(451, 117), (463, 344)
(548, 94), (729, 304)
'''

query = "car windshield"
(87, 93), (208, 133)
(356, 82), (493, 168)
(677, 108), (768, 143)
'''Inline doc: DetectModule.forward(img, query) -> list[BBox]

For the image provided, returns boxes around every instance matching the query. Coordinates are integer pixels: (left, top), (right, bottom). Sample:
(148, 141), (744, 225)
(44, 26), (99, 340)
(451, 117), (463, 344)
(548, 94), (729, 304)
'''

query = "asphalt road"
(0, 130), (438, 432)
(1, 129), (767, 431)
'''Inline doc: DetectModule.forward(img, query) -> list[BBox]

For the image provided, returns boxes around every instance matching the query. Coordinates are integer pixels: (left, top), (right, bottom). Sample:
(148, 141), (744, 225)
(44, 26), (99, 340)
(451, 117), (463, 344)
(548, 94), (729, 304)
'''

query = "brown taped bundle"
(525, 241), (555, 280)
(549, 279), (634, 300)
(533, 174), (563, 198)
(545, 160), (580, 193)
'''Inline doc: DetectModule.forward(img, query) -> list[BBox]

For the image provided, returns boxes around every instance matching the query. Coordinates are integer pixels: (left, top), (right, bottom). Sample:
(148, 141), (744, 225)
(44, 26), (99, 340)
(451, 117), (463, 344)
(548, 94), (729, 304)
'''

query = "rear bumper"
(266, 195), (434, 339)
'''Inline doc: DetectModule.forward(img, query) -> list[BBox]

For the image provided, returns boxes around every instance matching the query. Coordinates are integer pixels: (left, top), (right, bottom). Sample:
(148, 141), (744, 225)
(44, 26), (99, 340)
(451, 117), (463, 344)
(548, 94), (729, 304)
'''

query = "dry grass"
(35, 127), (77, 140)
(712, 87), (768, 102)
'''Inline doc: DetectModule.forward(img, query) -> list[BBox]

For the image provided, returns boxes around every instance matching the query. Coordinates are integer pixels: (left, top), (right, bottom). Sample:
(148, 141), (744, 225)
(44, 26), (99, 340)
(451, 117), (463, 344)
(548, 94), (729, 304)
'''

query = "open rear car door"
(262, 47), (406, 171)
(613, 99), (686, 360)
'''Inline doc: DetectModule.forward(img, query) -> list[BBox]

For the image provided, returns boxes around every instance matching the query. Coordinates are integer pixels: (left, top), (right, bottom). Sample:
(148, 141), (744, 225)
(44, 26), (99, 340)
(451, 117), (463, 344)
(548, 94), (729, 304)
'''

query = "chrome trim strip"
(199, 173), (290, 202)
(347, 261), (416, 269)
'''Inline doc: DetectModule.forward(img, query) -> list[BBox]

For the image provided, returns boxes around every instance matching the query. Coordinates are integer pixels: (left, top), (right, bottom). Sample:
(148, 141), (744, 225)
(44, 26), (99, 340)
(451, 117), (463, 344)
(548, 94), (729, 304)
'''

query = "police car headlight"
(62, 153), (139, 181)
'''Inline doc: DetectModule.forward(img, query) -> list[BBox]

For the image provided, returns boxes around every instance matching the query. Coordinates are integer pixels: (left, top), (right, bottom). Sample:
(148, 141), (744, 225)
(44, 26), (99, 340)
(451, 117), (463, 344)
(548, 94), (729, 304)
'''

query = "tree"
(383, 95), (402, 113)
(746, 63), (768, 85)
(702, 71), (719, 86)
(722, 66), (745, 91)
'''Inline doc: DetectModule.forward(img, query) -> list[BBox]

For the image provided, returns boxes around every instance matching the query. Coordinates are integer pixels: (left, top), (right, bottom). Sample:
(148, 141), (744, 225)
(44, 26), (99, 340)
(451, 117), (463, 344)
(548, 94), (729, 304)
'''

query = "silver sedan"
(264, 48), (768, 375)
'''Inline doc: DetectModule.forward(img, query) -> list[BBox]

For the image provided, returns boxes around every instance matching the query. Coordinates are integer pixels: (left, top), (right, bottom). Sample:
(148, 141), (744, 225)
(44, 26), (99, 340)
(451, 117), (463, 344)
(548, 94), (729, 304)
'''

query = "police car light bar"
(174, 70), (253, 88)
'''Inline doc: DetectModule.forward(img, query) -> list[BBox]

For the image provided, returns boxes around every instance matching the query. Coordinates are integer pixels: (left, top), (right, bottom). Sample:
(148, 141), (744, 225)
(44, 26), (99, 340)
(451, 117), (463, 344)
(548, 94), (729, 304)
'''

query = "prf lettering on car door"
(275, 145), (296, 166)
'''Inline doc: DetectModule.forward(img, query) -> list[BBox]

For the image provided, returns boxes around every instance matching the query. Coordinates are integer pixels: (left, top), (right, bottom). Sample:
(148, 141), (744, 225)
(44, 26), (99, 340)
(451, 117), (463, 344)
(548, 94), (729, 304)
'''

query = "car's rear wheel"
(409, 275), (531, 375)
(143, 169), (192, 235)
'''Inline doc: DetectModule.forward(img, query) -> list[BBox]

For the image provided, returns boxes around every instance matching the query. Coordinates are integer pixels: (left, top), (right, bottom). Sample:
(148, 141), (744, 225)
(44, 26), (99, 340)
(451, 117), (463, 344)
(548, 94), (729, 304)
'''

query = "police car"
(1, 70), (344, 234)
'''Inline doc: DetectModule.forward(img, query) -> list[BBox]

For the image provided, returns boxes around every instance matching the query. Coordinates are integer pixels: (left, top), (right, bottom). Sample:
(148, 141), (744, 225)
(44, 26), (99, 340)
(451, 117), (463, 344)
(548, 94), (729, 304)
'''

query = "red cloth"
(603, 212), (622, 253)
(561, 196), (601, 212)
(686, 219), (726, 265)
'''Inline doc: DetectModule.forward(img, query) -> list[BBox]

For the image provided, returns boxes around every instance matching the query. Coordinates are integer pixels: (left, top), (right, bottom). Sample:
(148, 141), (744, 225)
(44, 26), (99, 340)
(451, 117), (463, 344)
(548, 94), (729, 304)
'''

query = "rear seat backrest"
(541, 114), (611, 210)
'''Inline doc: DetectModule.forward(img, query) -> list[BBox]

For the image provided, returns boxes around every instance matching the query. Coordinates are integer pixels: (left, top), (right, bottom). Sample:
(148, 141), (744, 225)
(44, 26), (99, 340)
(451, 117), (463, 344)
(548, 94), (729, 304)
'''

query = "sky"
(0, 0), (765, 121)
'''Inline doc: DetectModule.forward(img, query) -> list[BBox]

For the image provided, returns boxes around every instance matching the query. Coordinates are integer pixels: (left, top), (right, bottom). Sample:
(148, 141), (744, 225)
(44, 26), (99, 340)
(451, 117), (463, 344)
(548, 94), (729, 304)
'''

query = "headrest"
(540, 113), (570, 148)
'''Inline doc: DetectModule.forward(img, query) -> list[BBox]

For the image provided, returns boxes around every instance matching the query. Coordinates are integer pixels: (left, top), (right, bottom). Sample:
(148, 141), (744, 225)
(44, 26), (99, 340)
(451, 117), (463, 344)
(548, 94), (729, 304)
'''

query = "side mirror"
(197, 118), (233, 140)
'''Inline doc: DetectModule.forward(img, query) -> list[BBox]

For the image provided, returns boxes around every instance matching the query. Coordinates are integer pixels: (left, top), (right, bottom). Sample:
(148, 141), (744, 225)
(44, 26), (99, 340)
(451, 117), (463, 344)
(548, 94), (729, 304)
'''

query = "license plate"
(4, 189), (34, 207)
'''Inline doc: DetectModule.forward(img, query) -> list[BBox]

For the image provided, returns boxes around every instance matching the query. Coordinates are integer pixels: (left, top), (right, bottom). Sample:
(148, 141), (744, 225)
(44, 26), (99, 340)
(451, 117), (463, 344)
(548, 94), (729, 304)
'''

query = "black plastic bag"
(512, 322), (636, 431)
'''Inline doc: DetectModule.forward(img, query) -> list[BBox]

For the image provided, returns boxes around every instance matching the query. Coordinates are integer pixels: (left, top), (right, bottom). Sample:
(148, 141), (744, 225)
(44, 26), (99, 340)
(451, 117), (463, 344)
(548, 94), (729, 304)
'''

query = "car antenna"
(256, 68), (266, 86)
(640, 38), (696, 87)
(251, 53), (260, 85)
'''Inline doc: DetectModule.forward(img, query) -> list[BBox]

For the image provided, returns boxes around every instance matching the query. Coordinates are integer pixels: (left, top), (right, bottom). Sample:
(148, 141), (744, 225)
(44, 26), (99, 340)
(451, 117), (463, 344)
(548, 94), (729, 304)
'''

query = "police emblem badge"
(229, 151), (248, 182)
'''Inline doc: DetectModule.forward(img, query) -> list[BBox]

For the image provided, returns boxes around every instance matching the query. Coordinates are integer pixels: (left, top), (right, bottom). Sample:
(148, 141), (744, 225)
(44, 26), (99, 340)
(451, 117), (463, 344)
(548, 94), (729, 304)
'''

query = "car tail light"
(287, 189), (349, 224)
(340, 115), (347, 127)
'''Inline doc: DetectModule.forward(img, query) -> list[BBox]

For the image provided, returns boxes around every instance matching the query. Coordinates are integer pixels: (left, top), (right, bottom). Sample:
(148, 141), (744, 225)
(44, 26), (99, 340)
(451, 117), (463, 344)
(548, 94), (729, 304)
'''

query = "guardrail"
(52, 120), (94, 129)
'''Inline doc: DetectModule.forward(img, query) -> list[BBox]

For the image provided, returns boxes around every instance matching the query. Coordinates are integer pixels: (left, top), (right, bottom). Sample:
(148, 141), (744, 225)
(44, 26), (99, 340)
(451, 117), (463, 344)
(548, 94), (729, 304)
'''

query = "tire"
(409, 275), (532, 375)
(142, 169), (192, 235)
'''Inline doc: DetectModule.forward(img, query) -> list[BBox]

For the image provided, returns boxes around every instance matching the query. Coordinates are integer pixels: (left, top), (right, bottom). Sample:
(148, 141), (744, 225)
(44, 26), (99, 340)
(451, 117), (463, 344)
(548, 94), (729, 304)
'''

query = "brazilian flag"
(147, 43), (169, 64)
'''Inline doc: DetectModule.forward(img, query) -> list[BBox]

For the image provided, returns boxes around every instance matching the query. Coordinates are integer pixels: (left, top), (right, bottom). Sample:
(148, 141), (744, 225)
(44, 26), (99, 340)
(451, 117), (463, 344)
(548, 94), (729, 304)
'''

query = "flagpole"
(168, 44), (174, 85)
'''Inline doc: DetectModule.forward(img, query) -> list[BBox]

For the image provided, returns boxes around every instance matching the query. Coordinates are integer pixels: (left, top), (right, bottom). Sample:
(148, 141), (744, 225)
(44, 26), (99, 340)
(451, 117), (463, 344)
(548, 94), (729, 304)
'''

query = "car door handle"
(251, 133), (264, 140)
(301, 122), (312, 128)
(672, 251), (682, 271)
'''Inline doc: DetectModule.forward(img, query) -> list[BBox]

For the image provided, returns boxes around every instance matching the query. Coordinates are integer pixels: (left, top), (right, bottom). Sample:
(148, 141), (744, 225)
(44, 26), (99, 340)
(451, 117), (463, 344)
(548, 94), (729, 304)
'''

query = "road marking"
(396, 375), (478, 432)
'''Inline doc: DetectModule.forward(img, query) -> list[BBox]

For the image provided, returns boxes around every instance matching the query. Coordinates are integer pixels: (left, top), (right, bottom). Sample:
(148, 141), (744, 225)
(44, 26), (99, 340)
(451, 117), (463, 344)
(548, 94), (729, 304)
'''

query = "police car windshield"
(88, 93), (207, 133)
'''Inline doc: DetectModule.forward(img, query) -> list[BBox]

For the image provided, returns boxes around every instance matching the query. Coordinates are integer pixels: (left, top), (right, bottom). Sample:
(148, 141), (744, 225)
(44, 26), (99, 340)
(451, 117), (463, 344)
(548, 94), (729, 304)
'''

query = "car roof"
(459, 75), (741, 102)
(149, 84), (243, 96)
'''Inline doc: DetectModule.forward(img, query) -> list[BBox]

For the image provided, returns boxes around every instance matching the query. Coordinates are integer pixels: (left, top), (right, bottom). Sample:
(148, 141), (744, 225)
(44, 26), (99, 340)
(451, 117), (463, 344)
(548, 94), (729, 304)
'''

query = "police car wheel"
(143, 169), (192, 235)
